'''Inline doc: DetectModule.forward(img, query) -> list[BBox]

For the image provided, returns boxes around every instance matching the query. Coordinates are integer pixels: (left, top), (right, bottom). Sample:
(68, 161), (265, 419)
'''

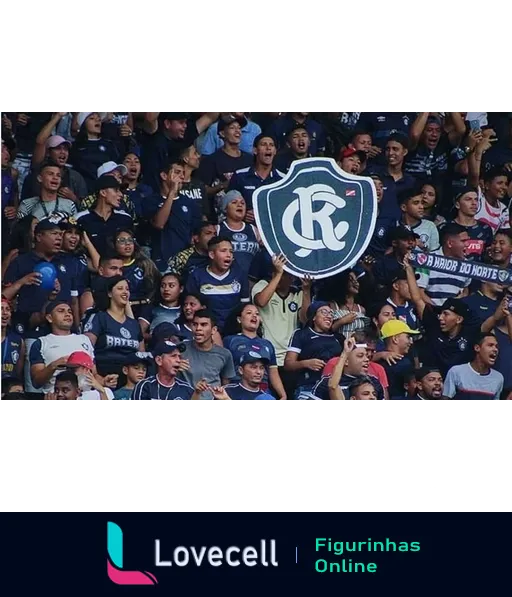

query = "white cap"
(97, 161), (128, 178)
(77, 112), (108, 129)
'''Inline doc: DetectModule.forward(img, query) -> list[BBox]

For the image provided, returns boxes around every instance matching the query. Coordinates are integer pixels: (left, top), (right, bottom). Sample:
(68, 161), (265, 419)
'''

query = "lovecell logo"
(107, 521), (278, 585)
(107, 522), (158, 585)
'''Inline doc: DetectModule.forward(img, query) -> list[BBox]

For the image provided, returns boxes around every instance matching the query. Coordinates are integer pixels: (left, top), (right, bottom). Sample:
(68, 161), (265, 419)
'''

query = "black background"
(0, 513), (510, 595)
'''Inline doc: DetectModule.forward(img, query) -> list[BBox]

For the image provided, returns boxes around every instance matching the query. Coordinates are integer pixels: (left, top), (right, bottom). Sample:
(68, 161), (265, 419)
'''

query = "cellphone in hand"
(470, 120), (481, 131)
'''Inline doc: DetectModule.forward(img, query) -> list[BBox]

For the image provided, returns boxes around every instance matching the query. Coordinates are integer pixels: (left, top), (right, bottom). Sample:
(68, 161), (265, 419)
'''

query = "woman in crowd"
(1, 215), (37, 278)
(223, 302), (287, 400)
(84, 276), (144, 378)
(139, 272), (182, 341)
(173, 293), (206, 341)
(111, 228), (160, 320)
(420, 180), (446, 226)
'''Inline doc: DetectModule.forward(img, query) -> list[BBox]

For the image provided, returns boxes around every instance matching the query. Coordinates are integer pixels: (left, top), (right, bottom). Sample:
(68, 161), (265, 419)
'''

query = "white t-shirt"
(29, 333), (95, 394)
(475, 188), (510, 234)
(79, 387), (114, 400)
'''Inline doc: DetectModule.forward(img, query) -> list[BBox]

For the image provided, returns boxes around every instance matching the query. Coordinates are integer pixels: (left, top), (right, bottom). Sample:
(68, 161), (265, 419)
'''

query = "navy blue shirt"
(144, 193), (202, 267)
(140, 123), (199, 193)
(405, 136), (452, 182)
(462, 291), (499, 326)
(287, 326), (342, 388)
(227, 166), (284, 210)
(1, 331), (23, 378)
(3, 251), (78, 327)
(84, 310), (142, 374)
(224, 382), (275, 400)
(269, 115), (326, 156)
(217, 221), (260, 278)
(75, 208), (133, 255)
(494, 327), (512, 392)
(59, 252), (89, 296)
(273, 150), (312, 174)
(386, 299), (419, 330)
(379, 356), (414, 399)
(367, 214), (397, 257)
(131, 375), (194, 400)
(179, 179), (211, 218)
(197, 149), (253, 187)
(373, 254), (404, 287)
(358, 113), (415, 149)
(185, 264), (250, 331)
(367, 166), (416, 220)
(70, 138), (120, 193)
(125, 183), (154, 218)
(122, 261), (148, 301)
(421, 306), (479, 376)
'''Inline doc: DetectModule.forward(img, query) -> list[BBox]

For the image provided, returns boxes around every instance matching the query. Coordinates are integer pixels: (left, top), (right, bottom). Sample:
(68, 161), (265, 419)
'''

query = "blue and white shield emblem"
(253, 158), (377, 279)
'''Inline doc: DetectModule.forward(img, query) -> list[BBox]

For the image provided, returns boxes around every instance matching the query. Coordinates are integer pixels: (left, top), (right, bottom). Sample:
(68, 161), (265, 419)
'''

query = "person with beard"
(443, 333), (504, 400)
(1, 298), (25, 380)
(17, 160), (77, 220)
(228, 134), (284, 222)
(414, 367), (444, 400)
(29, 301), (96, 395)
(197, 115), (253, 202)
(3, 217), (79, 331)
(179, 145), (211, 219)
(269, 112), (325, 156)
(337, 146), (366, 175)
(285, 301), (343, 398)
(201, 112), (261, 156)
(215, 191), (260, 278)
(185, 236), (249, 332)
(132, 340), (199, 401)
(273, 124), (312, 173)
(24, 112), (88, 201)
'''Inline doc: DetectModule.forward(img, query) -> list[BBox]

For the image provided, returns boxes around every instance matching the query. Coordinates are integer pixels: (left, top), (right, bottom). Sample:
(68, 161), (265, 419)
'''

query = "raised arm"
(195, 113), (220, 136)
(409, 112), (430, 151)
(143, 113), (160, 135)
(152, 174), (181, 230)
(32, 113), (68, 166)
(446, 112), (466, 147)
(253, 254), (285, 308)
(403, 253), (427, 318)
(327, 337), (355, 400)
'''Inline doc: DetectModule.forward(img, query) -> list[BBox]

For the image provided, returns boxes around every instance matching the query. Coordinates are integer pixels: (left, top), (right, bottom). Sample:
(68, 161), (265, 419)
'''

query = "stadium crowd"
(1, 111), (511, 400)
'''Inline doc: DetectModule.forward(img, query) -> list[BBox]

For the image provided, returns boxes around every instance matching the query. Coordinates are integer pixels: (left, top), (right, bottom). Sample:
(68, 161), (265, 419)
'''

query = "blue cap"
(239, 350), (270, 366)
(306, 301), (330, 322)
(255, 393), (276, 400)
(152, 322), (185, 342)
(152, 341), (186, 357)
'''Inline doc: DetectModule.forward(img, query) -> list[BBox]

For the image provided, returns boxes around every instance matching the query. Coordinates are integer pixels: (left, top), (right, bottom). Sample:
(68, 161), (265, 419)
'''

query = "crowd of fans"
(1, 112), (511, 400)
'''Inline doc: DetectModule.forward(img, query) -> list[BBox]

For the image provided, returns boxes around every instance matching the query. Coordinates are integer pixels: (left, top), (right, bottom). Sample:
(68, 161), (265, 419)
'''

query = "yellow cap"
(380, 319), (420, 339)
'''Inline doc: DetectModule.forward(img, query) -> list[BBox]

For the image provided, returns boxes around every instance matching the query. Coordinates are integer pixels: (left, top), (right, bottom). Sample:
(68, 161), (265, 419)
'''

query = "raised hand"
(272, 254), (286, 274)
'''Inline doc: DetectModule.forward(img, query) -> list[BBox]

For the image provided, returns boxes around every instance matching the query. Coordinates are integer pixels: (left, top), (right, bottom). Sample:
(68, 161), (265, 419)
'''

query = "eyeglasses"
(117, 237), (134, 245)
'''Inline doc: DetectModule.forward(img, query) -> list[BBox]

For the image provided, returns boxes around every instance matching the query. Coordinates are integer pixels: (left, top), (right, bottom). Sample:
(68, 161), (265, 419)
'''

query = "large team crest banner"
(253, 158), (377, 279)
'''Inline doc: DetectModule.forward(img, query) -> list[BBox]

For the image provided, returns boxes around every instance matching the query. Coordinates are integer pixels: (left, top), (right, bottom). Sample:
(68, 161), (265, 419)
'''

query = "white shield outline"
(253, 157), (377, 279)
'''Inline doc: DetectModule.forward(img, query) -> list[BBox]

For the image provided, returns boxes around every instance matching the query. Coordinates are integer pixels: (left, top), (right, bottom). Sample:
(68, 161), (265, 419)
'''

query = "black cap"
(441, 298), (469, 318)
(152, 340), (186, 357)
(391, 270), (419, 284)
(95, 175), (121, 192)
(388, 226), (419, 242)
(160, 112), (188, 121)
(253, 133), (278, 148)
(122, 352), (152, 366)
(152, 322), (186, 343)
(286, 121), (309, 137)
(45, 300), (71, 315)
(34, 216), (67, 234)
(218, 114), (248, 132)
(415, 366), (441, 381)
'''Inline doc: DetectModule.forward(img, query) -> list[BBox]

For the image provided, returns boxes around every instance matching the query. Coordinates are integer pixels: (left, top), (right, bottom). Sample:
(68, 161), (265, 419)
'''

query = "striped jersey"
(131, 375), (194, 400)
(417, 248), (471, 306)
(443, 363), (503, 400)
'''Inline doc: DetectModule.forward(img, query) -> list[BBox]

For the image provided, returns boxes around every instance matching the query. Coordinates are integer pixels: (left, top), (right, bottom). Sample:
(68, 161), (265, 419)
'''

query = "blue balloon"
(34, 262), (57, 291)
